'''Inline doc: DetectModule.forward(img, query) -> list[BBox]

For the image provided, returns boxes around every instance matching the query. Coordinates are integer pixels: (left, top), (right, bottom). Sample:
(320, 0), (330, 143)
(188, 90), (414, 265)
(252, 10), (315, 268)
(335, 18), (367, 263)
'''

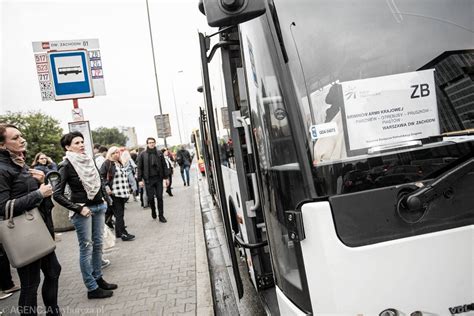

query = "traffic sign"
(32, 39), (106, 101)
(154, 114), (172, 138)
(48, 50), (93, 100)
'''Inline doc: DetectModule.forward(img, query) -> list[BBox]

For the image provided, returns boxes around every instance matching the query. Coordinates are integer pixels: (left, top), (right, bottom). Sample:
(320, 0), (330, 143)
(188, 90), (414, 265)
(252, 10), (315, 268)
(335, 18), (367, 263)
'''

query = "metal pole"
(146, 0), (167, 147)
(171, 79), (183, 144)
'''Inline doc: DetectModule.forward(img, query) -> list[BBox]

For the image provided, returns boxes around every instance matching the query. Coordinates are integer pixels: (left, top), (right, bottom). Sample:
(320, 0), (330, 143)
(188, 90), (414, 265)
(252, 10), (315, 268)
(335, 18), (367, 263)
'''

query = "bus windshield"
(274, 0), (473, 196)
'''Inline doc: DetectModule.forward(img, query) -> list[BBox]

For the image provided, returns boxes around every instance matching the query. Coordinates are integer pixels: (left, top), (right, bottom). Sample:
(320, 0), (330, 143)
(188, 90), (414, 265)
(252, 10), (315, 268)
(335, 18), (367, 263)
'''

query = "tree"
(91, 127), (128, 147)
(0, 111), (64, 164)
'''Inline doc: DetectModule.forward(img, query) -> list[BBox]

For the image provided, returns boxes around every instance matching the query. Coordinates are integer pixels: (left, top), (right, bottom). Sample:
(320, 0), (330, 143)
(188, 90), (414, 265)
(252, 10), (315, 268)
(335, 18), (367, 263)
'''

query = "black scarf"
(146, 148), (160, 178)
(146, 148), (159, 166)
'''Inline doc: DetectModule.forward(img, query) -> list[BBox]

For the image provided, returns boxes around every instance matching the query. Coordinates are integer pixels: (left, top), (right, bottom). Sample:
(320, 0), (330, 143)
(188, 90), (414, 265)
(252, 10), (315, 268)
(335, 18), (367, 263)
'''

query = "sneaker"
(87, 287), (113, 299)
(3, 285), (20, 294)
(0, 292), (13, 300)
(159, 216), (167, 223)
(101, 259), (111, 270)
(96, 277), (118, 290)
(123, 230), (135, 239)
(121, 233), (135, 241)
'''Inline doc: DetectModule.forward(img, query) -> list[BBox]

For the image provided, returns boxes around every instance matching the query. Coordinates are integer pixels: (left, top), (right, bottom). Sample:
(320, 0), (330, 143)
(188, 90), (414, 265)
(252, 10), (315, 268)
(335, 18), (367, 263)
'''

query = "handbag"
(0, 199), (56, 268)
(102, 224), (116, 250)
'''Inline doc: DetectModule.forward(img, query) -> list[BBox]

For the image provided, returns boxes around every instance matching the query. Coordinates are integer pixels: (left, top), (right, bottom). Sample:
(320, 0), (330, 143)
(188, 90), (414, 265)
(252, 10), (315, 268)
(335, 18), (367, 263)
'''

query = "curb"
(195, 179), (214, 316)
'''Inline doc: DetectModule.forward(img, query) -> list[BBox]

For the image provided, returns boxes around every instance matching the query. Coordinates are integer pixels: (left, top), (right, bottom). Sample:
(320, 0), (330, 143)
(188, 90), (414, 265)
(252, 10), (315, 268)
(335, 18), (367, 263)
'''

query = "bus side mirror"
(200, 0), (266, 27)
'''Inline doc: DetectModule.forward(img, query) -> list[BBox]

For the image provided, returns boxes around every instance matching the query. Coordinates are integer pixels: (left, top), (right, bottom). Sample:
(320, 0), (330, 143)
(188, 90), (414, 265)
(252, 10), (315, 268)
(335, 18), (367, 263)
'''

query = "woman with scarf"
(99, 147), (135, 241)
(0, 123), (61, 315)
(53, 131), (117, 299)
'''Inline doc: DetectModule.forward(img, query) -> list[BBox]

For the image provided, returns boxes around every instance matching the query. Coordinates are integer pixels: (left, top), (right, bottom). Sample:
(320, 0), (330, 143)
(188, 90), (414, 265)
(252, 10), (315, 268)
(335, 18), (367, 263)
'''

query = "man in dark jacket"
(176, 146), (192, 186)
(136, 137), (169, 222)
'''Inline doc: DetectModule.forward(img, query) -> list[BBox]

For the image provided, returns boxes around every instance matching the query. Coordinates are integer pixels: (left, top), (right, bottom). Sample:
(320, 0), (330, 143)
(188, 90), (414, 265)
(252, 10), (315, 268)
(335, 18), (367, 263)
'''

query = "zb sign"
(410, 83), (430, 99)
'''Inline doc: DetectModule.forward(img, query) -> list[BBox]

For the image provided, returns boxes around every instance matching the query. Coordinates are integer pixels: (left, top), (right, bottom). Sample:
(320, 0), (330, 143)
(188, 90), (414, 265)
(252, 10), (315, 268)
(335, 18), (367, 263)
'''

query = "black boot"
(87, 287), (113, 299)
(96, 277), (118, 290)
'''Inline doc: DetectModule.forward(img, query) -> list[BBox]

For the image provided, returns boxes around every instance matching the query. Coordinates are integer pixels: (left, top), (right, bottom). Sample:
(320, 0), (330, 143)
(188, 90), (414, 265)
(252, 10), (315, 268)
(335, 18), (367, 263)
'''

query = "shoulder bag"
(0, 199), (56, 268)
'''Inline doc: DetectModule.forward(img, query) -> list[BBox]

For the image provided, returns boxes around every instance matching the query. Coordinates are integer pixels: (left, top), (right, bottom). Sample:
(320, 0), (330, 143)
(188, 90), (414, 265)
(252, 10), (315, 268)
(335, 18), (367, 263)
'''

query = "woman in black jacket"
(53, 131), (117, 300)
(0, 123), (61, 316)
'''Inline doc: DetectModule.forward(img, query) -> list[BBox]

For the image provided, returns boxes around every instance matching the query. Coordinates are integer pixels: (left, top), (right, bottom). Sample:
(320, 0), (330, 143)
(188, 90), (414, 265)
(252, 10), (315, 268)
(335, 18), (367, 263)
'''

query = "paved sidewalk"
(0, 168), (213, 316)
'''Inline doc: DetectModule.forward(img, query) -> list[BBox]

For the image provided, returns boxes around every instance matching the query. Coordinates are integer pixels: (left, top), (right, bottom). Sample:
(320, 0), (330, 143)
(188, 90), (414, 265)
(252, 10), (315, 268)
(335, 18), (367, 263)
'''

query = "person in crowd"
(94, 146), (108, 169)
(219, 140), (229, 167)
(136, 138), (169, 222)
(53, 131), (117, 299)
(0, 123), (61, 315)
(100, 147), (135, 241)
(31, 152), (57, 175)
(130, 151), (145, 207)
(93, 146), (113, 269)
(198, 156), (206, 177)
(0, 245), (21, 300)
(93, 144), (101, 159)
(176, 145), (192, 186)
(121, 150), (138, 202)
(161, 148), (173, 196)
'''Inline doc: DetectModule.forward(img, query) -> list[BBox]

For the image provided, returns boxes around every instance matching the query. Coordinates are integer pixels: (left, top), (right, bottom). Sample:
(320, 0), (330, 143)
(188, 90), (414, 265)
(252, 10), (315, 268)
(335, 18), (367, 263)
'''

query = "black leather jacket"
(0, 150), (54, 236)
(0, 150), (44, 217)
(53, 158), (109, 214)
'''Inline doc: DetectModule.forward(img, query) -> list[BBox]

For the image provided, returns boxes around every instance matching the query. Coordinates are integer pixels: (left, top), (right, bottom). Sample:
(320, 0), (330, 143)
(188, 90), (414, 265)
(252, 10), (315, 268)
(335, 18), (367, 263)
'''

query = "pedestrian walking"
(0, 123), (62, 315)
(53, 131), (117, 299)
(100, 147), (135, 241)
(136, 137), (169, 222)
(161, 148), (173, 196)
(176, 145), (192, 186)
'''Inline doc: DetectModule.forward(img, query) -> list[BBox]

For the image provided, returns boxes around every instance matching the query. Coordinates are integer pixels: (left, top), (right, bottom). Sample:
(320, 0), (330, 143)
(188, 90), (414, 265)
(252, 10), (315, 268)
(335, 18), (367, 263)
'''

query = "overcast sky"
(0, 0), (217, 146)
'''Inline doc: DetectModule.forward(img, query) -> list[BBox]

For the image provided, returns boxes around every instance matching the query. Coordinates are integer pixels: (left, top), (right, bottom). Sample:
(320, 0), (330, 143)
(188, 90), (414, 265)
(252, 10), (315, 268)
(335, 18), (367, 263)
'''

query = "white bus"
(197, 0), (474, 315)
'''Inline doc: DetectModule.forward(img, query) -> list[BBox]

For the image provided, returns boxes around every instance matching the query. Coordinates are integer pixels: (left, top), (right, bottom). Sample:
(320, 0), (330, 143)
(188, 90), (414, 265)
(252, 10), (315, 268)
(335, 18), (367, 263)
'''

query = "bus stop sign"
(48, 50), (93, 100)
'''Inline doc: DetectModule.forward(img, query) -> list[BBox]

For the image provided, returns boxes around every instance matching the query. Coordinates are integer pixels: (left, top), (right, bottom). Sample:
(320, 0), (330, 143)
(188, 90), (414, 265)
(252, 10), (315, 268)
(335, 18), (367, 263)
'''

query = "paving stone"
(0, 170), (213, 315)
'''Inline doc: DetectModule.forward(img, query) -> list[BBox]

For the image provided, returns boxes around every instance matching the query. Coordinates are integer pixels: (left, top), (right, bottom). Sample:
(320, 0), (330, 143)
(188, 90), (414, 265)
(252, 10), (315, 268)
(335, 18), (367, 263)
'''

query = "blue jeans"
(70, 202), (106, 291)
(180, 165), (190, 184)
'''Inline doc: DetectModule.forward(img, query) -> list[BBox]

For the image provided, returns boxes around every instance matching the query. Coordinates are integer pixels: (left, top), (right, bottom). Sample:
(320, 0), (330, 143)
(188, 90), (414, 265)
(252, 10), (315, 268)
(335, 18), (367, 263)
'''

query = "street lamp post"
(146, 0), (167, 147)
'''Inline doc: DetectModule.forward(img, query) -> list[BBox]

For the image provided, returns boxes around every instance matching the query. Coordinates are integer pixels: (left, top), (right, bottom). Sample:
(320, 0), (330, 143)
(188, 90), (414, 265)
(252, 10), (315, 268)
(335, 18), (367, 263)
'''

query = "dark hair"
(146, 137), (156, 144)
(160, 147), (167, 153)
(0, 123), (18, 144)
(60, 131), (84, 150)
(99, 146), (108, 153)
(94, 143), (101, 150)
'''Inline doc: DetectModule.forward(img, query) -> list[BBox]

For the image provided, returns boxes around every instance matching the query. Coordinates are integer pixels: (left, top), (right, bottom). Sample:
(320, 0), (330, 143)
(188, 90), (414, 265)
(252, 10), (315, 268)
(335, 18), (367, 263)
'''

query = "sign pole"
(73, 98), (79, 109)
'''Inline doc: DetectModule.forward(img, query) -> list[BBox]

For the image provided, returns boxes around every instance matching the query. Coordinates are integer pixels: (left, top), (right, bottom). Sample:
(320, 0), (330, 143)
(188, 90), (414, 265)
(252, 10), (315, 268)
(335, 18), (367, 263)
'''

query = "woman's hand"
(106, 186), (113, 196)
(39, 183), (53, 197)
(80, 206), (92, 217)
(29, 168), (45, 183)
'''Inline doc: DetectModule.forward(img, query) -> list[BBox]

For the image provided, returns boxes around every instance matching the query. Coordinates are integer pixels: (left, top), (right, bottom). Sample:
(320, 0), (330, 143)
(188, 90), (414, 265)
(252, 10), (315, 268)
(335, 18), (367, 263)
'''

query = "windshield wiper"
(403, 157), (474, 212)
(426, 128), (474, 143)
